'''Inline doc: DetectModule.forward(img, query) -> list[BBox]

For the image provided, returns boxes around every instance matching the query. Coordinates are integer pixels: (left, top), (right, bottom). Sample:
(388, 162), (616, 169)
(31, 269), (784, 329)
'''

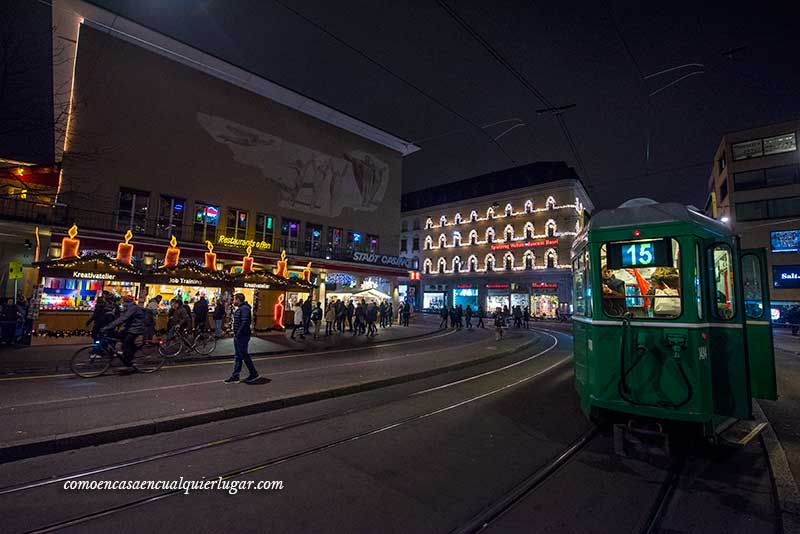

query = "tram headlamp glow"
(721, 216), (730, 223)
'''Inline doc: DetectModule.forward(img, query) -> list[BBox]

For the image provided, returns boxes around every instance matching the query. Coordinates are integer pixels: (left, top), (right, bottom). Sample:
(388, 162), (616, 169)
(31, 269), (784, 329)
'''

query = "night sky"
(8, 0), (800, 209)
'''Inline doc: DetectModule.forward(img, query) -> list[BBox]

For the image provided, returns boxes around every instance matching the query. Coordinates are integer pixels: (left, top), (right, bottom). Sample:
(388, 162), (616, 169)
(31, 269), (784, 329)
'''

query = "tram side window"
(694, 243), (704, 320)
(600, 238), (682, 319)
(572, 249), (591, 317)
(742, 254), (764, 319)
(711, 245), (736, 320)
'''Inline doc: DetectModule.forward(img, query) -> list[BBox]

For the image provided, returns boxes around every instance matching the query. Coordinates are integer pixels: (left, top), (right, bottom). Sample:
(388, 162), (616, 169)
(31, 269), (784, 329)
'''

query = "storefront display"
(511, 293), (528, 309)
(423, 292), (445, 310)
(452, 286), (478, 310)
(531, 294), (559, 317)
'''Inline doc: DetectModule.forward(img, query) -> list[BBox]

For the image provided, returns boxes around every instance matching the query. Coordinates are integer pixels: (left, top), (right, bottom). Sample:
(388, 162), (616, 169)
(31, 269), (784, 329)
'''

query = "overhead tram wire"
(269, 0), (516, 164)
(435, 0), (590, 180)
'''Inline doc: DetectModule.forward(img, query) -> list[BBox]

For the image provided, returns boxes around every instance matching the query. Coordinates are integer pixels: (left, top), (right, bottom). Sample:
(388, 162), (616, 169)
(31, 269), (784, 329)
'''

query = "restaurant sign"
(531, 282), (558, 289)
(216, 235), (272, 251)
(490, 238), (558, 251)
(352, 252), (410, 268)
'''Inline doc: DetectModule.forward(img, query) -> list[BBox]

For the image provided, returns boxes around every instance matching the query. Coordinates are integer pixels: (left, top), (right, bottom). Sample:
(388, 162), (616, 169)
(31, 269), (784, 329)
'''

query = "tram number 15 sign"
(607, 238), (672, 269)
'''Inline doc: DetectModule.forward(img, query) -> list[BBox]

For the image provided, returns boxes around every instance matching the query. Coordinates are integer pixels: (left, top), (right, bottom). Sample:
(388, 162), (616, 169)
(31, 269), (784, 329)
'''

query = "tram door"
(741, 249), (777, 400)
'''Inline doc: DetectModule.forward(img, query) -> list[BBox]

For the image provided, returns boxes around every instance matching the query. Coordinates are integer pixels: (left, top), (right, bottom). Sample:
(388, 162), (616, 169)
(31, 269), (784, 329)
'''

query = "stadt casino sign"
(352, 252), (411, 268)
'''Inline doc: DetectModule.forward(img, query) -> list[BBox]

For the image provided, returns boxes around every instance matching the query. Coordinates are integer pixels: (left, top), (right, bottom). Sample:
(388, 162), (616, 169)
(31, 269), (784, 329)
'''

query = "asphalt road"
(0, 325), (780, 533)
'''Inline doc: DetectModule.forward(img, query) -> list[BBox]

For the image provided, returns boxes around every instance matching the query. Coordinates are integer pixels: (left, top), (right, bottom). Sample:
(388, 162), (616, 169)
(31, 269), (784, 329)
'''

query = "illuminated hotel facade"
(400, 163), (593, 315)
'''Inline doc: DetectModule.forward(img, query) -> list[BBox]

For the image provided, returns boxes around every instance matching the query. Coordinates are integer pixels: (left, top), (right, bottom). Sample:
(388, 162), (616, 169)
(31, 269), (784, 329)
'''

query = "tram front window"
(600, 238), (682, 319)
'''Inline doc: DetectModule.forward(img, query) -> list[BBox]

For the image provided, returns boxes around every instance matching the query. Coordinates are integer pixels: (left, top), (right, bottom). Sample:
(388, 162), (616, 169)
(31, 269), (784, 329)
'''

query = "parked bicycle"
(159, 327), (217, 358)
(70, 336), (165, 378)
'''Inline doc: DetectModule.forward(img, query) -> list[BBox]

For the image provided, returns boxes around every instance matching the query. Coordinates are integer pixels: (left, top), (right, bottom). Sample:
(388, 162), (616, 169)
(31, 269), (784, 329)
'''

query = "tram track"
(5, 330), (573, 534)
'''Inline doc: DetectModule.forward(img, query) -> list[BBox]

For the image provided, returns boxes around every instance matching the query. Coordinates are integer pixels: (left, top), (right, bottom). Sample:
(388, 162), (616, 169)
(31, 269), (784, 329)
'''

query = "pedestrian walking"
(193, 294), (209, 332)
(1, 297), (19, 345)
(366, 301), (378, 337)
(213, 297), (226, 338)
(325, 300), (336, 336)
(401, 301), (410, 327)
(455, 305), (463, 330)
(476, 306), (486, 329)
(465, 305), (473, 330)
(291, 300), (305, 340)
(346, 300), (355, 332)
(301, 298), (312, 335)
(494, 308), (505, 341)
(386, 302), (393, 327)
(513, 306), (522, 328)
(224, 293), (260, 384)
(311, 302), (323, 340)
(438, 306), (448, 329)
(523, 306), (531, 329)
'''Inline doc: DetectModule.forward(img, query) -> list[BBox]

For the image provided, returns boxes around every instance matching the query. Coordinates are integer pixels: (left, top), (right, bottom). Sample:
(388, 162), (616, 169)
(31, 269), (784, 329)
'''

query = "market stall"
(145, 263), (230, 331)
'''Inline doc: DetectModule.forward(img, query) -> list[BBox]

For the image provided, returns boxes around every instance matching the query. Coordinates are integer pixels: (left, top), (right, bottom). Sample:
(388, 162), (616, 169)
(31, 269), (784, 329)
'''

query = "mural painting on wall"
(196, 113), (389, 217)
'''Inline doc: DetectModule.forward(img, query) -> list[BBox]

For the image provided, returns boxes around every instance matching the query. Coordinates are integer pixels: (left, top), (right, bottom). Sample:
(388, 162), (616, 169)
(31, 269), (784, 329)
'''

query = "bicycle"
(70, 336), (165, 378)
(158, 327), (217, 358)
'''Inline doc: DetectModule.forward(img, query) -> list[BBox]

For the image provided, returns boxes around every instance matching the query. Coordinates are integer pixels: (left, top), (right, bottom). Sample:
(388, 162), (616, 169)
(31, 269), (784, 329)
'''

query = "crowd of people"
(436, 303), (561, 341)
(289, 298), (413, 341)
(0, 296), (31, 345)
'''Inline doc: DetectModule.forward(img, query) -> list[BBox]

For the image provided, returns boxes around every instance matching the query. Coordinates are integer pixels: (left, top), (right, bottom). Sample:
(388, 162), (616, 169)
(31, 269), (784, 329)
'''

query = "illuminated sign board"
(486, 284), (510, 289)
(72, 271), (116, 280)
(168, 277), (202, 286)
(607, 239), (672, 269)
(456, 284), (475, 289)
(243, 282), (271, 289)
(352, 252), (411, 268)
(531, 283), (558, 289)
(773, 265), (800, 289)
(771, 230), (800, 253)
(490, 239), (558, 251)
(216, 235), (272, 251)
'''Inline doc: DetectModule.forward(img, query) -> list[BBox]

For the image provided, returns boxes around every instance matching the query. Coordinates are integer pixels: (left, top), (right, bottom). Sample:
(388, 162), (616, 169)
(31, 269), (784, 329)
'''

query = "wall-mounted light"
(721, 216), (730, 223)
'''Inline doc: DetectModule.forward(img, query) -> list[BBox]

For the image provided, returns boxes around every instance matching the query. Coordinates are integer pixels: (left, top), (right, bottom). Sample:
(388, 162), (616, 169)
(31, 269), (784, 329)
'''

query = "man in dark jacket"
(346, 300), (355, 332)
(439, 306), (448, 329)
(193, 295), (209, 332)
(213, 298), (226, 338)
(225, 293), (260, 384)
(86, 294), (115, 342)
(168, 299), (192, 335)
(102, 295), (145, 370)
(301, 298), (312, 335)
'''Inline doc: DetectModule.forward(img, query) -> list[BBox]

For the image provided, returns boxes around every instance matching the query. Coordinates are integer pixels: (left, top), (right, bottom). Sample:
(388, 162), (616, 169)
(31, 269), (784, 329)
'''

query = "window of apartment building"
(401, 220), (408, 232)
(328, 227), (343, 256)
(194, 203), (219, 242)
(717, 151), (726, 173)
(734, 169), (766, 191)
(736, 196), (800, 221)
(719, 180), (728, 201)
(255, 213), (274, 244)
(766, 165), (798, 187)
(118, 188), (149, 233)
(400, 238), (407, 253)
(226, 208), (248, 239)
(763, 133), (797, 155)
(280, 218), (301, 254)
(305, 223), (323, 256)
(347, 230), (362, 254)
(367, 234), (379, 253)
(157, 195), (185, 239)
(734, 165), (799, 191)
(412, 236), (419, 251)
(412, 258), (419, 270)
(736, 200), (768, 221)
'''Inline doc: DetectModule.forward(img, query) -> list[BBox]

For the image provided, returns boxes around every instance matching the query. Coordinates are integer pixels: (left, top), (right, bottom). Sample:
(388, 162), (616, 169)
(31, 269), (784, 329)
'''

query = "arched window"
(452, 256), (462, 273)
(504, 224), (514, 242)
(440, 215), (447, 227)
(546, 196), (556, 210)
(454, 213), (462, 225)
(469, 229), (478, 245)
(524, 199), (533, 214)
(523, 250), (534, 270)
(425, 218), (433, 229)
(469, 210), (478, 222)
(486, 227), (495, 244)
(453, 231), (462, 246)
(505, 203), (513, 216)
(524, 222), (534, 240)
(545, 219), (557, 238)
(485, 253), (495, 272)
(439, 234), (447, 248)
(468, 255), (478, 272)
(423, 258), (432, 274)
(437, 257), (447, 273)
(504, 252), (514, 270)
(545, 248), (557, 269)
(424, 236), (433, 250)
(487, 206), (495, 219)
(413, 218), (420, 230)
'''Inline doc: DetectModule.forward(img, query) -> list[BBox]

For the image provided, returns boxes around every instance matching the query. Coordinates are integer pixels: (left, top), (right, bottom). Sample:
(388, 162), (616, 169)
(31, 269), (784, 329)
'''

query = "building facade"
(400, 163), (593, 316)
(706, 119), (800, 320)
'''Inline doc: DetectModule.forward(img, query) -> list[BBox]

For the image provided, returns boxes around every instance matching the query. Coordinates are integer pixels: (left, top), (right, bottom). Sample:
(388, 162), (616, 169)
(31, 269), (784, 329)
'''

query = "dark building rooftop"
(401, 162), (582, 212)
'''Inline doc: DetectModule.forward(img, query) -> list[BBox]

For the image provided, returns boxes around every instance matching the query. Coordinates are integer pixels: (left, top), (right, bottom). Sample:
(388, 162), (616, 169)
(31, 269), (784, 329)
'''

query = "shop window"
(118, 188), (149, 234)
(226, 208), (248, 239)
(193, 203), (219, 243)
(279, 219), (300, 254)
(711, 245), (735, 320)
(256, 213), (274, 245)
(328, 227), (343, 257)
(600, 239), (682, 319)
(400, 238), (407, 253)
(367, 234), (379, 253)
(156, 195), (185, 239)
(412, 236), (420, 251)
(306, 223), (323, 256)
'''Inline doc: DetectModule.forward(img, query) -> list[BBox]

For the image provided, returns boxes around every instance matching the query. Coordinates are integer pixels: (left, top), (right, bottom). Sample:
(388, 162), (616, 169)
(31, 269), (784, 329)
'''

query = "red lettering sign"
(456, 284), (474, 289)
(531, 283), (558, 289)
(486, 284), (510, 289)
(490, 239), (558, 251)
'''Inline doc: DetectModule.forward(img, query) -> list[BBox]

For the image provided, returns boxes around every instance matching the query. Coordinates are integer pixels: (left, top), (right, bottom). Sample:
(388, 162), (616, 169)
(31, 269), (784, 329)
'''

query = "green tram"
(571, 199), (777, 440)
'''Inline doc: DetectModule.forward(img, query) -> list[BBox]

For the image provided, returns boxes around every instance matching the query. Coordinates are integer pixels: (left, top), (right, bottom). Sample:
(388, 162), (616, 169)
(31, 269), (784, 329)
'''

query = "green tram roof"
(585, 198), (729, 235)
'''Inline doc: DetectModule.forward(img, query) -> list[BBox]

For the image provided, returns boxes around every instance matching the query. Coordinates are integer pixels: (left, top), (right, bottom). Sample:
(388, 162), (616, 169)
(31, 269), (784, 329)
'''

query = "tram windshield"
(600, 238), (682, 319)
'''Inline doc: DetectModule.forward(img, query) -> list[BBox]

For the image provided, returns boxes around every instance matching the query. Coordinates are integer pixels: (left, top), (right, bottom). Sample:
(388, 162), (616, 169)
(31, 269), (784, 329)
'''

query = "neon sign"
(216, 235), (272, 251)
(490, 239), (557, 251)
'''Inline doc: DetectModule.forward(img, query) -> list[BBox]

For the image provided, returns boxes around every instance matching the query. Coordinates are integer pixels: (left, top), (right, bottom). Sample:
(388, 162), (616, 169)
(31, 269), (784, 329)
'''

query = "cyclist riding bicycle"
(101, 295), (145, 372)
(168, 298), (192, 338)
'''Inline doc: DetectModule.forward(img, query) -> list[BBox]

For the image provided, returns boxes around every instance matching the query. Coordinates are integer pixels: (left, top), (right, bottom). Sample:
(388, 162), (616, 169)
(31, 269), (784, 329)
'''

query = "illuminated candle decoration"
(302, 261), (312, 282)
(204, 240), (217, 271)
(273, 293), (285, 329)
(60, 224), (80, 259)
(275, 249), (288, 278)
(242, 245), (254, 274)
(116, 229), (134, 265)
(164, 235), (180, 267)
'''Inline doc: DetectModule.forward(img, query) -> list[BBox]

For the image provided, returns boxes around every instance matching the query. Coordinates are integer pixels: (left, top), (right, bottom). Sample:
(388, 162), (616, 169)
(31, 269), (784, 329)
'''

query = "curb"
(0, 332), (544, 464)
(753, 400), (800, 534)
(0, 326), (447, 378)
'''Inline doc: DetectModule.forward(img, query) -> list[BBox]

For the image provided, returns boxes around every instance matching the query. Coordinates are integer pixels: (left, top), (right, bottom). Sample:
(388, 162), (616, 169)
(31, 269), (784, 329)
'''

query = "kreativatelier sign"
(352, 252), (410, 268)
